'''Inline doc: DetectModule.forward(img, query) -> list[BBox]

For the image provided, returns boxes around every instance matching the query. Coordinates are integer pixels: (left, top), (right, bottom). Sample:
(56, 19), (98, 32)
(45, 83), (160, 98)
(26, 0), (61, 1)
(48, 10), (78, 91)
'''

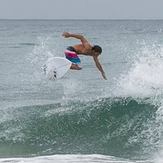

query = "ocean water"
(0, 20), (163, 163)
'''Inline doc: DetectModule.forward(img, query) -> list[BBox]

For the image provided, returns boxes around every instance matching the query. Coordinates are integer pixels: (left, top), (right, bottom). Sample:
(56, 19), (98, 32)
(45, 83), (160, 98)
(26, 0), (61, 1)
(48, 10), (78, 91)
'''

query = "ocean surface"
(0, 20), (163, 163)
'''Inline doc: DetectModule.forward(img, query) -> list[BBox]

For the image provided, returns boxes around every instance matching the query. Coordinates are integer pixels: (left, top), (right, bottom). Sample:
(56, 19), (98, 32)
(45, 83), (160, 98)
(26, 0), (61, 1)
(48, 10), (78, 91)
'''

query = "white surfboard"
(43, 57), (72, 80)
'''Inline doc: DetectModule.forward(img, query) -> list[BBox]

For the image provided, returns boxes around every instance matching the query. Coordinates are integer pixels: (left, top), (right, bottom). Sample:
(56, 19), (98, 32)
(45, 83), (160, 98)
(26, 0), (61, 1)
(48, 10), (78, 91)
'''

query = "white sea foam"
(0, 154), (150, 163)
(116, 43), (163, 98)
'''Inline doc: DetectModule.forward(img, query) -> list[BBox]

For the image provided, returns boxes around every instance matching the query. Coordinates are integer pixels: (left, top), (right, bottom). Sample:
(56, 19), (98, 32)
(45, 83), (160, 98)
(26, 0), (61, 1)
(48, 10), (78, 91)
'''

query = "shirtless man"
(62, 32), (107, 80)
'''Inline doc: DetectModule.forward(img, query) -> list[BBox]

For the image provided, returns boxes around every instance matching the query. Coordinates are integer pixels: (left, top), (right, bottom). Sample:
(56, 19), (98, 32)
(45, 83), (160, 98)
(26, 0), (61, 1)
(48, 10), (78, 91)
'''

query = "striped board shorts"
(64, 46), (81, 64)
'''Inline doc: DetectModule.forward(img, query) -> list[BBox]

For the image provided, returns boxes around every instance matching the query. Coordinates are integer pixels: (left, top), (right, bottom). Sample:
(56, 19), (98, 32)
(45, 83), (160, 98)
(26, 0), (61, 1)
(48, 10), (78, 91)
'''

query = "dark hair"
(92, 45), (102, 54)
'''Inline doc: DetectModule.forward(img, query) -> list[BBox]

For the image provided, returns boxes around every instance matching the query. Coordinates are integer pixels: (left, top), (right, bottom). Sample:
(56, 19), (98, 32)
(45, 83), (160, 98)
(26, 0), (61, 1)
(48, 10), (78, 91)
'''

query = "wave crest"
(0, 97), (159, 158)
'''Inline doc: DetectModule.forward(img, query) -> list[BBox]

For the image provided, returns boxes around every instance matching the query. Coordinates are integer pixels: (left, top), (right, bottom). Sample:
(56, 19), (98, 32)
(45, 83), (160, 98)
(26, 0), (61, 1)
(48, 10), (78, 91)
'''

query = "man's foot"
(70, 64), (82, 70)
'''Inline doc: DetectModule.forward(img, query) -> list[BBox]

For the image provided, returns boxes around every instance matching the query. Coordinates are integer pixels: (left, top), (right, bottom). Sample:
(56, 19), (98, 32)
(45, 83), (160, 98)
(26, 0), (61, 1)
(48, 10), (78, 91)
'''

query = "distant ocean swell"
(0, 97), (160, 159)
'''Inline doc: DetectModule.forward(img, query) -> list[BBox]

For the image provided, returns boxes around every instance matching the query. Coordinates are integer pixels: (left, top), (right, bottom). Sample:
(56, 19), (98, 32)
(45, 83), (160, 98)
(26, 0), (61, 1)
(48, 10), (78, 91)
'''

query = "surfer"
(62, 32), (107, 80)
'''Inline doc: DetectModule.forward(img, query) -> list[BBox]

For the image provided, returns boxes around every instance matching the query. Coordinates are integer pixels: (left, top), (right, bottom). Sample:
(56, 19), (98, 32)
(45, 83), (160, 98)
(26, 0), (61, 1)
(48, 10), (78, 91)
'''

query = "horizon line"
(0, 18), (163, 21)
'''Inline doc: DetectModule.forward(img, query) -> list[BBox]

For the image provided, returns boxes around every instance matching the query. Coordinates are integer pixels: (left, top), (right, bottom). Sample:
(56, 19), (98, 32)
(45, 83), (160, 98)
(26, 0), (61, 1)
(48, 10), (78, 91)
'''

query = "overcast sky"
(0, 0), (163, 19)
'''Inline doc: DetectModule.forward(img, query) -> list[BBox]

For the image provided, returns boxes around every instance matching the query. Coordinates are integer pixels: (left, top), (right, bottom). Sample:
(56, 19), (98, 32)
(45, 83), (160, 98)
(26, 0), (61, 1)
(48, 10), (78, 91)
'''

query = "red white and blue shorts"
(64, 46), (81, 64)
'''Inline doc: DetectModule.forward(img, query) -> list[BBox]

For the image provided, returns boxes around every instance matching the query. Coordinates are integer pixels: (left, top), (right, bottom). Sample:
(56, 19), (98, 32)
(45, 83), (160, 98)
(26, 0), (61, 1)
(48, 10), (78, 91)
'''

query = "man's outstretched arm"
(62, 32), (90, 48)
(93, 56), (107, 80)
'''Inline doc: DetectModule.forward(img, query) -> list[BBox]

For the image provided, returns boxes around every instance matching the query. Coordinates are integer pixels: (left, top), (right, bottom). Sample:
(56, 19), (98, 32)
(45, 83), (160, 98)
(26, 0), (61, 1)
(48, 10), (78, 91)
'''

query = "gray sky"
(0, 0), (163, 19)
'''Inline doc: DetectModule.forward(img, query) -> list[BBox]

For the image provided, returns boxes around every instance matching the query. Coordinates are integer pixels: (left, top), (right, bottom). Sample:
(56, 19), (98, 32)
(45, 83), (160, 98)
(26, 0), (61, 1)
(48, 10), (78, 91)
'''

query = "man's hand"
(102, 72), (107, 80)
(62, 32), (70, 38)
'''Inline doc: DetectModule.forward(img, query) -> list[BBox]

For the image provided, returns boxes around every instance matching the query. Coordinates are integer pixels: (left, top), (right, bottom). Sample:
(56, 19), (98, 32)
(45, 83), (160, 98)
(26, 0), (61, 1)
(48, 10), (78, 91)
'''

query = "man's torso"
(73, 44), (92, 56)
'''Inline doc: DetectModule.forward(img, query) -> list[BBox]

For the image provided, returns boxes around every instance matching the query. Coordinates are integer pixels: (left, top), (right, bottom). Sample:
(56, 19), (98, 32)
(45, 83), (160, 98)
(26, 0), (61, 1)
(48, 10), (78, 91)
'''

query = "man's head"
(92, 45), (102, 56)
